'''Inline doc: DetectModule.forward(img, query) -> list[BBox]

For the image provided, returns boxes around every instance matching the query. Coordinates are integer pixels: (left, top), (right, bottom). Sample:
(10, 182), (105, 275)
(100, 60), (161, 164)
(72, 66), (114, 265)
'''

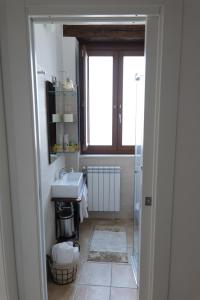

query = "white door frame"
(0, 64), (19, 299)
(131, 16), (159, 289)
(1, 2), (182, 300)
(139, 15), (160, 300)
(29, 16), (159, 299)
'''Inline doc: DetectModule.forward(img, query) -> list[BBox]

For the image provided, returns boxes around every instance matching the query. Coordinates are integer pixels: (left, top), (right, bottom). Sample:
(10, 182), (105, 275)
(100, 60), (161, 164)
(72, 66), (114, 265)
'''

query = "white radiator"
(87, 166), (120, 212)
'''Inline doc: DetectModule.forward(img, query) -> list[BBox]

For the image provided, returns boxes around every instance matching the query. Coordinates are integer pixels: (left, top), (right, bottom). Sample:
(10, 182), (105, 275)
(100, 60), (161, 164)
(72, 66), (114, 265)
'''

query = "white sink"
(51, 172), (83, 198)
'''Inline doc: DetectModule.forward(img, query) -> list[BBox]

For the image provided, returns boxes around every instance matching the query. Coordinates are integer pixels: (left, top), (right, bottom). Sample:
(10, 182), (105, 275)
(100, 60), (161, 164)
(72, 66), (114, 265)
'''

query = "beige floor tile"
(119, 219), (133, 226)
(110, 287), (138, 300)
(79, 223), (93, 235)
(90, 219), (116, 226)
(79, 232), (91, 242)
(76, 263), (84, 282)
(48, 282), (76, 300)
(79, 235), (91, 243)
(78, 262), (111, 286)
(75, 285), (110, 300)
(111, 264), (137, 288)
(79, 240), (90, 263)
(79, 237), (90, 250)
(79, 246), (89, 264)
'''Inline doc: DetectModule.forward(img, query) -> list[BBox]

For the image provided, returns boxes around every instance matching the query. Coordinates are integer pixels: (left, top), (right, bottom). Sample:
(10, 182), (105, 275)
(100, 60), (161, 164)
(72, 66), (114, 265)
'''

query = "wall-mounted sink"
(51, 172), (83, 198)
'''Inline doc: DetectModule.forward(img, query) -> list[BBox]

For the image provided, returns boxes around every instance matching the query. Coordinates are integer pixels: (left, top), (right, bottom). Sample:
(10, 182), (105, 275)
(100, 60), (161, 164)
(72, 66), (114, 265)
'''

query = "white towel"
(79, 184), (89, 223)
(52, 242), (74, 265)
(73, 246), (80, 263)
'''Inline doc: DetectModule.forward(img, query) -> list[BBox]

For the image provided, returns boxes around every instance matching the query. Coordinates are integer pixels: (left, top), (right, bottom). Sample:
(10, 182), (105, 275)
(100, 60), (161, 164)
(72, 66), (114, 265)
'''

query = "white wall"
(169, 1), (200, 299)
(80, 156), (134, 219)
(62, 37), (77, 84)
(0, 57), (18, 300)
(34, 24), (66, 254)
(34, 27), (80, 253)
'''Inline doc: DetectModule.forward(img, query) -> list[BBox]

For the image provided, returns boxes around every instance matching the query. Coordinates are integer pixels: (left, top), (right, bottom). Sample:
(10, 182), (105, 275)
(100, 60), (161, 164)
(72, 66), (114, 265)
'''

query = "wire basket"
(47, 255), (78, 285)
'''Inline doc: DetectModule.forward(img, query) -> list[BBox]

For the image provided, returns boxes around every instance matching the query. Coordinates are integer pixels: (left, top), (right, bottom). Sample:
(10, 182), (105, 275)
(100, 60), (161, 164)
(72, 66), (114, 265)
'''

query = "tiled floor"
(48, 219), (138, 300)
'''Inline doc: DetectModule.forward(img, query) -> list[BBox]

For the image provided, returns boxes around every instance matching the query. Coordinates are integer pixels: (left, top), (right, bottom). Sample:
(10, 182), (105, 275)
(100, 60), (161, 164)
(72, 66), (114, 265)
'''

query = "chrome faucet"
(58, 167), (74, 179)
(58, 168), (67, 179)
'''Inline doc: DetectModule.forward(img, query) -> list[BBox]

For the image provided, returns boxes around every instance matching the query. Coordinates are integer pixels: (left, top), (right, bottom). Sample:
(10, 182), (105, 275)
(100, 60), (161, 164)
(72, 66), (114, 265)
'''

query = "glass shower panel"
(132, 71), (145, 285)
(122, 57), (144, 146)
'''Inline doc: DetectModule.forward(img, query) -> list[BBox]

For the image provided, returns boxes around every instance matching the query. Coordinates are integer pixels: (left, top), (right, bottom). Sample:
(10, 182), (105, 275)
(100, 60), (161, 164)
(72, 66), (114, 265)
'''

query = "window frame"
(79, 42), (144, 155)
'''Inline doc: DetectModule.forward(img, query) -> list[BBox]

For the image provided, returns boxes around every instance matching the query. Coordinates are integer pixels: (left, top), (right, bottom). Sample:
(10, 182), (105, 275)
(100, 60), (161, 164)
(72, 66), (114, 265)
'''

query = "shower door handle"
(119, 113), (122, 124)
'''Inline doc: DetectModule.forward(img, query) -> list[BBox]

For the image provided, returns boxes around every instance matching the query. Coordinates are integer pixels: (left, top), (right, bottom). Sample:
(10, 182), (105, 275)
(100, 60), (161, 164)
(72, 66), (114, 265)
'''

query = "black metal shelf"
(48, 88), (77, 96)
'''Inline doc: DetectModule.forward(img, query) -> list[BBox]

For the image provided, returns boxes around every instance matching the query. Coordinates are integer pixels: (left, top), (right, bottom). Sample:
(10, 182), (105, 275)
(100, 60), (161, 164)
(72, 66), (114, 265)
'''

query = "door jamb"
(25, 4), (182, 299)
(29, 13), (160, 300)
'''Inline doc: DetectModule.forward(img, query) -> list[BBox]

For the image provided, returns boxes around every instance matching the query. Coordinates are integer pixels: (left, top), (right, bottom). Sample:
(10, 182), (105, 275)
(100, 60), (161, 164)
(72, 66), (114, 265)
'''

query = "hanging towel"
(79, 184), (89, 223)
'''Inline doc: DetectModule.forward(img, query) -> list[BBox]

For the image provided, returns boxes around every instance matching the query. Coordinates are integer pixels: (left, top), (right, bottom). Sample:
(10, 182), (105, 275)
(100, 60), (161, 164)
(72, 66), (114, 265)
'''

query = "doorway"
(29, 14), (160, 300)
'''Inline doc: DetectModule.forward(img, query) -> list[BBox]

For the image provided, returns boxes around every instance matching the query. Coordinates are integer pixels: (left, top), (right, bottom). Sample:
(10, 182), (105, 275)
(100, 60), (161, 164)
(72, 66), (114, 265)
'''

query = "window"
(80, 42), (145, 154)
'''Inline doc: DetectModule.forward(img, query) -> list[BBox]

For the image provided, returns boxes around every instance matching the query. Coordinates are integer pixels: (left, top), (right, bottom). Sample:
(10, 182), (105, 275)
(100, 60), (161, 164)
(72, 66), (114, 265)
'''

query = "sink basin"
(51, 172), (83, 198)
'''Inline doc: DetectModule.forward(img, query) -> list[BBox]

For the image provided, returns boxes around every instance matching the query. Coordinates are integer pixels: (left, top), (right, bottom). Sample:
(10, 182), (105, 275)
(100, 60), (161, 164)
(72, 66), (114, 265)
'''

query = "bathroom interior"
(33, 20), (145, 300)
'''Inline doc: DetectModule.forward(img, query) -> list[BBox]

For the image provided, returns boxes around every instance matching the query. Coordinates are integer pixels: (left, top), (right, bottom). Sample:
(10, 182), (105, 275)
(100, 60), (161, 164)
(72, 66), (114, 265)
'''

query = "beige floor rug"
(88, 225), (128, 263)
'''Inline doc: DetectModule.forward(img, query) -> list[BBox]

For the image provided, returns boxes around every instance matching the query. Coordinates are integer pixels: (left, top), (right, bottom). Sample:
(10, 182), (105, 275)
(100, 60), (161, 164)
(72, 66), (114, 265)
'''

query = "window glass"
(88, 56), (113, 145)
(122, 56), (145, 146)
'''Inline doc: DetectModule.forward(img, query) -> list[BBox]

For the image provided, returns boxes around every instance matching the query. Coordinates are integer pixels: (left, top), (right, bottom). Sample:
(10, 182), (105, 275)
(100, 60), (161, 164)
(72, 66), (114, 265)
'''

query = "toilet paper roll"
(63, 114), (73, 122)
